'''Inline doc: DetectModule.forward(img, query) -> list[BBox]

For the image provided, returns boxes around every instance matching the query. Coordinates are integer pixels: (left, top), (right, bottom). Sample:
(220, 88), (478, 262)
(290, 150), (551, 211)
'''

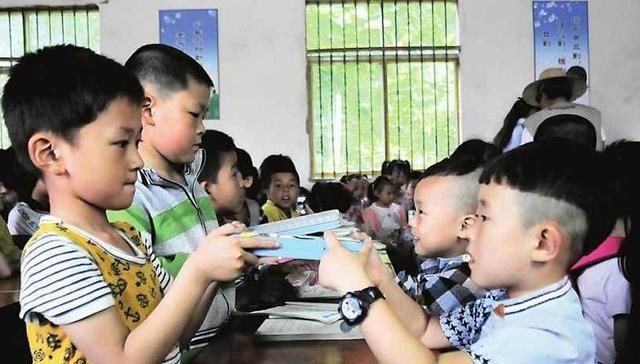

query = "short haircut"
(259, 154), (300, 191)
(450, 139), (500, 164)
(479, 139), (614, 264)
(367, 175), (395, 202)
(198, 130), (236, 183)
(536, 77), (573, 103)
(125, 44), (213, 97)
(2, 45), (144, 174)
(308, 182), (352, 213)
(534, 114), (597, 150)
(235, 147), (260, 200)
(423, 140), (498, 213)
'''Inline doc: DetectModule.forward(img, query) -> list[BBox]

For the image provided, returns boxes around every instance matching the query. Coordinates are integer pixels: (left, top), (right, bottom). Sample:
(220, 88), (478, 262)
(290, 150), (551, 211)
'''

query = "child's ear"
(141, 92), (156, 127)
(199, 180), (211, 195)
(458, 214), (476, 240)
(531, 221), (563, 263)
(28, 132), (66, 176)
(243, 176), (254, 189)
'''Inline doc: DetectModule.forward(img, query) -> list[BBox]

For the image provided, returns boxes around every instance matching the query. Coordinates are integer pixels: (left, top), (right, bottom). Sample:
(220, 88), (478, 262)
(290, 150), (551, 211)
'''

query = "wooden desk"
(194, 315), (378, 364)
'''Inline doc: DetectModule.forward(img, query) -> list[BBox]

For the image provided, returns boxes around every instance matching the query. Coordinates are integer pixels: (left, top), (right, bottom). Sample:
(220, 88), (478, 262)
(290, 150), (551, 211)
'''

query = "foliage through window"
(0, 6), (100, 148)
(306, 0), (459, 178)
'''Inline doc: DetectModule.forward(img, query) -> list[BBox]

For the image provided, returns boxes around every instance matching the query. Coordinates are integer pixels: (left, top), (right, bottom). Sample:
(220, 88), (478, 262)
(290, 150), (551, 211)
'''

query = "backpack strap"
(571, 236), (624, 272)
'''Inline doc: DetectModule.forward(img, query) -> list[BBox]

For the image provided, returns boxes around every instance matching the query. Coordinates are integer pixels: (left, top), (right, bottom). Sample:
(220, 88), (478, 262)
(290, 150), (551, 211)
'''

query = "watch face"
(340, 296), (362, 320)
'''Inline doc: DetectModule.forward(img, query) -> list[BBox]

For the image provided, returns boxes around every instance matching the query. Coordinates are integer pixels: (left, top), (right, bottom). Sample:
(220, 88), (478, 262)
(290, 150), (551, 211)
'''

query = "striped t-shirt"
(19, 217), (179, 364)
(107, 149), (234, 348)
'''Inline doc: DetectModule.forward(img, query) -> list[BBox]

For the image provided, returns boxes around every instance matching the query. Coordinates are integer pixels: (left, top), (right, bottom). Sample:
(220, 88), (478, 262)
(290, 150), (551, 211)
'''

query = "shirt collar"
(500, 277), (572, 316)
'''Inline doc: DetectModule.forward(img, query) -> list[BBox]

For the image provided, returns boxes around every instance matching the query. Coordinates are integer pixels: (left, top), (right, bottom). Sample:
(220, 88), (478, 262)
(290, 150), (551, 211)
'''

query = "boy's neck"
(48, 188), (112, 236)
(436, 239), (468, 259)
(505, 267), (566, 299)
(138, 141), (186, 184)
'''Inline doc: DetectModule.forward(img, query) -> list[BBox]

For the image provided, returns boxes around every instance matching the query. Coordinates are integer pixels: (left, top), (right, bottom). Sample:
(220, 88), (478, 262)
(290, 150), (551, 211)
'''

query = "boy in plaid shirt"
(393, 142), (498, 316)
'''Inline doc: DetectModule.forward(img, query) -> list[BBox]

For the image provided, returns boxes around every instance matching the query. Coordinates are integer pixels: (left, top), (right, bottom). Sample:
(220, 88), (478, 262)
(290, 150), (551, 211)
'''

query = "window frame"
(305, 0), (461, 179)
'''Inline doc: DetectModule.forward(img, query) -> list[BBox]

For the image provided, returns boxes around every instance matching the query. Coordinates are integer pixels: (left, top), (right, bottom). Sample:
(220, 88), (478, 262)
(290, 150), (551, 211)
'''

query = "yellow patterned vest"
(24, 221), (170, 363)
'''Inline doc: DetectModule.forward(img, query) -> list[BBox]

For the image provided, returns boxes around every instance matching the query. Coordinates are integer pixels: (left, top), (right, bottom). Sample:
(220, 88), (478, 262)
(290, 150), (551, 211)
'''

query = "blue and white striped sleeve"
(19, 234), (114, 325)
(140, 230), (173, 294)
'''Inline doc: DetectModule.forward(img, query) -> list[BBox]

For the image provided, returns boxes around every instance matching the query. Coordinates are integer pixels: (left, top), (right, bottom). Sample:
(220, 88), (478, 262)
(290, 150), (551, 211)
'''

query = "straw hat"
(522, 67), (587, 106)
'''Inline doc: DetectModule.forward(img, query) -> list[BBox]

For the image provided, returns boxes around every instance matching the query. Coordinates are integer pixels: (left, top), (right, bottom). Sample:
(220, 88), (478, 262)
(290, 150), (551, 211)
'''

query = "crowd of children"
(0, 42), (637, 364)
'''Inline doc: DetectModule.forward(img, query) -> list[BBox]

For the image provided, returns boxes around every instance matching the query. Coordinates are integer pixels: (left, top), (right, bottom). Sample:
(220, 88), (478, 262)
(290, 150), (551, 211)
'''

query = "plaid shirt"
(395, 255), (485, 315)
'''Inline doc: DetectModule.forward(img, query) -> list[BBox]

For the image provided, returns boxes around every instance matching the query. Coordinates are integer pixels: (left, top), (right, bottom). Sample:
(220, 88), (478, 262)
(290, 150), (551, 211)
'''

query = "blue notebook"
(247, 234), (364, 260)
(248, 210), (343, 236)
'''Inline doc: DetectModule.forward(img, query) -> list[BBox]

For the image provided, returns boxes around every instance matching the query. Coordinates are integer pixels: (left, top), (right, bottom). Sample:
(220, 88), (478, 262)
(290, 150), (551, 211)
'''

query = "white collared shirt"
(441, 278), (596, 364)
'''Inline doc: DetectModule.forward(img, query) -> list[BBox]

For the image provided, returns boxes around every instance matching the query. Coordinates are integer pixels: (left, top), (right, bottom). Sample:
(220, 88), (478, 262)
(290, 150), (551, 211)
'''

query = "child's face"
(409, 177), (467, 258)
(464, 183), (536, 291)
(375, 185), (396, 206)
(353, 178), (368, 201)
(202, 151), (244, 213)
(58, 98), (143, 210)
(266, 172), (299, 210)
(144, 79), (211, 165)
(391, 169), (408, 187)
(404, 179), (419, 201)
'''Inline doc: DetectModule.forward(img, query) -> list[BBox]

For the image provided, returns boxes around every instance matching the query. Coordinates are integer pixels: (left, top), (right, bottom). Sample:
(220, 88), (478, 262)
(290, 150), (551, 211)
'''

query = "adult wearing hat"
(516, 67), (604, 150)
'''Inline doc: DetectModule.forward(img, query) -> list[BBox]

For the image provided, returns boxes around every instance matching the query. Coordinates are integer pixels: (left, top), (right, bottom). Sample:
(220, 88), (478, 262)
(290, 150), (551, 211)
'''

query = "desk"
(194, 315), (378, 364)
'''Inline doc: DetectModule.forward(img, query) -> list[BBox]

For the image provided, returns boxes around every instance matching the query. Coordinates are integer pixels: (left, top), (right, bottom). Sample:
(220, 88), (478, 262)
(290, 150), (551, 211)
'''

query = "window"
(0, 6), (100, 148)
(306, 0), (459, 179)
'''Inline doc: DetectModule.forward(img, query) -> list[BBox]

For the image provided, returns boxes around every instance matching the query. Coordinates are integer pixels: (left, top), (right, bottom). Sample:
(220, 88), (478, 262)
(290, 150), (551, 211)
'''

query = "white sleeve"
(6, 203), (36, 235)
(19, 234), (114, 325)
(605, 263), (631, 317)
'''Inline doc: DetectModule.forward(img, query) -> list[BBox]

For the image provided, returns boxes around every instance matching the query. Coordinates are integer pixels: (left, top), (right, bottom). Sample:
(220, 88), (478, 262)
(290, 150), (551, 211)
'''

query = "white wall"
(458, 0), (640, 143)
(98, 0), (310, 183)
(4, 0), (640, 182)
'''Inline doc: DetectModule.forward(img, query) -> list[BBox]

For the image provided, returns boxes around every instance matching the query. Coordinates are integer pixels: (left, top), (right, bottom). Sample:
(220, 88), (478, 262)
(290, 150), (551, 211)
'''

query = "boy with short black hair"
(106, 43), (234, 352)
(319, 139), (613, 363)
(5, 45), (276, 364)
(197, 130), (244, 224)
(259, 154), (300, 222)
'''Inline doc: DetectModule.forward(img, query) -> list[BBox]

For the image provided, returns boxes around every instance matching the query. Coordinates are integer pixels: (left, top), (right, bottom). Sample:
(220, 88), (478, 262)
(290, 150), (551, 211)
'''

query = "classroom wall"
(4, 0), (640, 183)
(459, 0), (640, 145)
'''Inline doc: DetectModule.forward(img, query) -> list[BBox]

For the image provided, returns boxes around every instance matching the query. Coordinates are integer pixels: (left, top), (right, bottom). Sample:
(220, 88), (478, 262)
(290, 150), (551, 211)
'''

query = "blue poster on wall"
(533, 1), (589, 104)
(160, 9), (220, 119)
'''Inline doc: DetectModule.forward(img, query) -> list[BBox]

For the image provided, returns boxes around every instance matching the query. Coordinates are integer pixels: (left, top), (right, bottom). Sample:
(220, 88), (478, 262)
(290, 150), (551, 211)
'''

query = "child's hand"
(194, 223), (279, 282)
(347, 232), (392, 286)
(318, 231), (374, 294)
(365, 243), (394, 286)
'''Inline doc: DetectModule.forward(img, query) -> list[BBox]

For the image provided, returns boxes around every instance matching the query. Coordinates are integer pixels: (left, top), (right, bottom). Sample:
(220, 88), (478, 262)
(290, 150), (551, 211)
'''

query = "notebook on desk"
(255, 318), (363, 341)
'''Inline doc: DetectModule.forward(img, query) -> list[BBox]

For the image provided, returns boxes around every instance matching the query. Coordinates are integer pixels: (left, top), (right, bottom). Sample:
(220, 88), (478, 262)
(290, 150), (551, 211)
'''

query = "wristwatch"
(338, 287), (384, 328)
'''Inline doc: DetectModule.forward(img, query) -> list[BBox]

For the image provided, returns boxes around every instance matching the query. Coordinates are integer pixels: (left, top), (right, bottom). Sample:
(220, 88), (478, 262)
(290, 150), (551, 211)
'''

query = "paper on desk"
(254, 302), (341, 324)
(255, 317), (363, 341)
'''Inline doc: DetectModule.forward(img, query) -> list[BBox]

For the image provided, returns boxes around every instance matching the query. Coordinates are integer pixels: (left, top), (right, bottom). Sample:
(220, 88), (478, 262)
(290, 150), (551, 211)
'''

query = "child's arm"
(319, 232), (470, 364)
(364, 243), (431, 337)
(614, 315), (629, 361)
(61, 233), (278, 363)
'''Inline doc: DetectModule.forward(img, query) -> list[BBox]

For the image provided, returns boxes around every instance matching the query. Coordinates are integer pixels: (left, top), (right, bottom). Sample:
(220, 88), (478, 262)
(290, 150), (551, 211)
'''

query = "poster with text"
(533, 1), (589, 104)
(160, 9), (220, 119)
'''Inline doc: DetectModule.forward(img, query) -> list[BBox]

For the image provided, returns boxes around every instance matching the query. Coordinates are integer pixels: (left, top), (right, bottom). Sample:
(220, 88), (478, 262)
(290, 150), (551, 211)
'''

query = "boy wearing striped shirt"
(106, 44), (234, 356)
(5, 45), (276, 364)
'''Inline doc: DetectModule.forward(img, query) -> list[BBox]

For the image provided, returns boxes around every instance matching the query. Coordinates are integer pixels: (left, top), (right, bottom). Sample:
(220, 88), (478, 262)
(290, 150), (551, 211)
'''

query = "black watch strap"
(357, 286), (384, 304)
